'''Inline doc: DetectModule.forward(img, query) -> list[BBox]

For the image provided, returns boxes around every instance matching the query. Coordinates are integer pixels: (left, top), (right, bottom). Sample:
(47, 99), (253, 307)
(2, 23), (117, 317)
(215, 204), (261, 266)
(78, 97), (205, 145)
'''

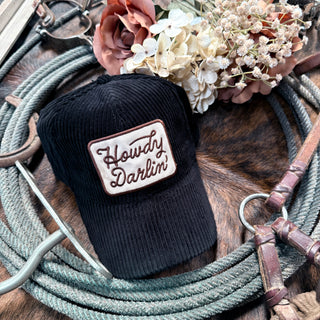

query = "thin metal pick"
(15, 160), (113, 279)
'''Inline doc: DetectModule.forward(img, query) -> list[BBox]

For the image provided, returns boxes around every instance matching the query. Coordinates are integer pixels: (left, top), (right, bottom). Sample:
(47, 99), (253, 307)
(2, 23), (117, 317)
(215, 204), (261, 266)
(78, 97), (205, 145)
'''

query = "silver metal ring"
(238, 193), (288, 233)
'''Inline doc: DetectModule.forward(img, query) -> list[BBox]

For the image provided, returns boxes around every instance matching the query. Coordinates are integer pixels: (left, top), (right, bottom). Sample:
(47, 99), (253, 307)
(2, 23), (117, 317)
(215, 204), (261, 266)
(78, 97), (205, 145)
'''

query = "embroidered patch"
(88, 120), (177, 196)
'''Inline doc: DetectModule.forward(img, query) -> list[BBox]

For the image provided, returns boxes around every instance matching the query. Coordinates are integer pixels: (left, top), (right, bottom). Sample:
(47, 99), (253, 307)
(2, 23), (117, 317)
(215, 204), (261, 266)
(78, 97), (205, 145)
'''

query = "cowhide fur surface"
(0, 3), (319, 320)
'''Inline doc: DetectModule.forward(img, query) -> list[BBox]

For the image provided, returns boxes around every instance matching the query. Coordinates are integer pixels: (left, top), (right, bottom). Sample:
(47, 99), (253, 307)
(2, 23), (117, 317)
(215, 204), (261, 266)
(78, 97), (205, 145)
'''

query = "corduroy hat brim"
(75, 160), (216, 279)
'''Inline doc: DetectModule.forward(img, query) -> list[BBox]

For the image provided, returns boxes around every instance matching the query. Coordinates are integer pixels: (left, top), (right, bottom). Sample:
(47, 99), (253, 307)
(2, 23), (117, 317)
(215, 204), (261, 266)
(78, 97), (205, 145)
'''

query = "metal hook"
(15, 160), (113, 279)
(33, 0), (94, 28)
(0, 161), (113, 295)
(0, 229), (66, 295)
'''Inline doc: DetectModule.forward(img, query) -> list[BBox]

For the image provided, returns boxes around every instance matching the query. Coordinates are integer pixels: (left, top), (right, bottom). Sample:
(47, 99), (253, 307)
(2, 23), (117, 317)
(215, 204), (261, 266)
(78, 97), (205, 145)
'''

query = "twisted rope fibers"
(284, 76), (320, 110)
(0, 46), (319, 319)
(0, 47), (99, 274)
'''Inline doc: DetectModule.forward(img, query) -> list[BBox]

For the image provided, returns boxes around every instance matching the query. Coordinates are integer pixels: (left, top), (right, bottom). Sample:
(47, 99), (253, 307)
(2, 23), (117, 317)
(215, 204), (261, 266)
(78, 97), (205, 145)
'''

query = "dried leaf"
(167, 0), (200, 15)
(153, 0), (172, 9)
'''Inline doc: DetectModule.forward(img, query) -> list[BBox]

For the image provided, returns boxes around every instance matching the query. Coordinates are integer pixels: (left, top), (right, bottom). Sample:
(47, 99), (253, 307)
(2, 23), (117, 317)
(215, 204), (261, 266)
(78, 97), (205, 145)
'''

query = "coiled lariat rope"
(0, 45), (320, 319)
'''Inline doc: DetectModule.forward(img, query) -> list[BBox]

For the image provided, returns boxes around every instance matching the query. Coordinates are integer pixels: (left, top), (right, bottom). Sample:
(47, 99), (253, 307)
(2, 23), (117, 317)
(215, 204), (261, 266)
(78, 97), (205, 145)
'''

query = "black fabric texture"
(37, 74), (217, 279)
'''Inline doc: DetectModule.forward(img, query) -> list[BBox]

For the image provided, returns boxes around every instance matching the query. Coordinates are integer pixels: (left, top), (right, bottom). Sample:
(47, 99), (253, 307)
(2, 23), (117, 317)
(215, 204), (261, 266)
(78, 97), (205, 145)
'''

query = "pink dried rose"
(93, 0), (156, 75)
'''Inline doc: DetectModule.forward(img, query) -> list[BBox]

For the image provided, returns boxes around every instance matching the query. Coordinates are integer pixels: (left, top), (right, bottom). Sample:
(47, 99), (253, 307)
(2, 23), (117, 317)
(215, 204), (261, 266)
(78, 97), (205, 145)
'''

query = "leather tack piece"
(0, 96), (41, 168)
(271, 217), (320, 266)
(294, 52), (320, 76)
(5, 94), (23, 107)
(266, 113), (320, 211)
(254, 225), (300, 320)
(265, 287), (289, 308)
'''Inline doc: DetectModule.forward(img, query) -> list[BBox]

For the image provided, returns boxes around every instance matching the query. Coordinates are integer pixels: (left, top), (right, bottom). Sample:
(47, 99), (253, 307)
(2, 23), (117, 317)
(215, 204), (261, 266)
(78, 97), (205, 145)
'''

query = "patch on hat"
(88, 119), (177, 196)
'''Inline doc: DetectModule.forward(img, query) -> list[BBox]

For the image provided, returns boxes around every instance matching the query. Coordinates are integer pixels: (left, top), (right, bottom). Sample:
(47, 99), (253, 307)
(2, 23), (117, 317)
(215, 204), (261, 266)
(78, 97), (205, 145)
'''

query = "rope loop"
(0, 46), (320, 319)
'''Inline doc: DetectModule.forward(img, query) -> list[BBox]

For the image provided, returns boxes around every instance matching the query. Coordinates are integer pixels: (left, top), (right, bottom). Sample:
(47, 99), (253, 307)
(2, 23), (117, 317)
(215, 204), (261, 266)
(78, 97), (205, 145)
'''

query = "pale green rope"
(300, 74), (320, 109)
(284, 76), (320, 110)
(0, 45), (319, 319)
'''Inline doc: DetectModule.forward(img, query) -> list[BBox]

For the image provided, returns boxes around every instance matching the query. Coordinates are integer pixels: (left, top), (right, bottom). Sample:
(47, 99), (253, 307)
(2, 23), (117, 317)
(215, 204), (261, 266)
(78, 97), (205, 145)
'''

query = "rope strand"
(0, 46), (319, 319)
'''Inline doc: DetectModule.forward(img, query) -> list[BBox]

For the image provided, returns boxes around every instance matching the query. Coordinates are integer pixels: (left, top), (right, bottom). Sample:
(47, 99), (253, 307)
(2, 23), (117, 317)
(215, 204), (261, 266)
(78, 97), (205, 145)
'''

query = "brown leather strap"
(294, 52), (320, 76)
(254, 225), (300, 319)
(265, 287), (289, 308)
(271, 217), (320, 266)
(5, 94), (23, 107)
(266, 113), (320, 211)
(0, 95), (41, 168)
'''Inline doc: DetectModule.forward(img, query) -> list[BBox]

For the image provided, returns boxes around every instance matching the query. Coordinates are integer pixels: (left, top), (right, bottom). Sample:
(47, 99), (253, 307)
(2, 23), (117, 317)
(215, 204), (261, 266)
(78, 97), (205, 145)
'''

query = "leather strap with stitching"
(254, 225), (300, 320)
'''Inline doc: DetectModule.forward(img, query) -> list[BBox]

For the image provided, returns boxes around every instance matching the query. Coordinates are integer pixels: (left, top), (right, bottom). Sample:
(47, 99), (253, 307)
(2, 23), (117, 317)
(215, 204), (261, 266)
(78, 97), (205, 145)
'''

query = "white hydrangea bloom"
(195, 24), (226, 58)
(131, 38), (158, 64)
(149, 9), (193, 37)
(181, 73), (217, 113)
(197, 60), (218, 84)
(153, 32), (172, 77)
(121, 57), (142, 73)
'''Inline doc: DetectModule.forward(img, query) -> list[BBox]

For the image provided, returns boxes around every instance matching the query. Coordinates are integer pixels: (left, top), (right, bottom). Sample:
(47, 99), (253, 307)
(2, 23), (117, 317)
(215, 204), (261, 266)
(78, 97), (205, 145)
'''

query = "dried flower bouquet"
(93, 0), (310, 113)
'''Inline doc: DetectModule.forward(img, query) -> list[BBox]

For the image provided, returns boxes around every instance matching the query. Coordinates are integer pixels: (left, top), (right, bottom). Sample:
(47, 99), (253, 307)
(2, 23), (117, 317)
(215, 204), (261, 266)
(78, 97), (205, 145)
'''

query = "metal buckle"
(33, 0), (56, 28)
(34, 0), (100, 47)
(303, 1), (320, 31)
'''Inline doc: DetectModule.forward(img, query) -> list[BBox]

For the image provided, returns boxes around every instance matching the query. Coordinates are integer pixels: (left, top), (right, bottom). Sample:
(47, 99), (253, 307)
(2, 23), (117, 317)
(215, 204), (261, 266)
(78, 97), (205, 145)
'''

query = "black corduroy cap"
(37, 74), (217, 279)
